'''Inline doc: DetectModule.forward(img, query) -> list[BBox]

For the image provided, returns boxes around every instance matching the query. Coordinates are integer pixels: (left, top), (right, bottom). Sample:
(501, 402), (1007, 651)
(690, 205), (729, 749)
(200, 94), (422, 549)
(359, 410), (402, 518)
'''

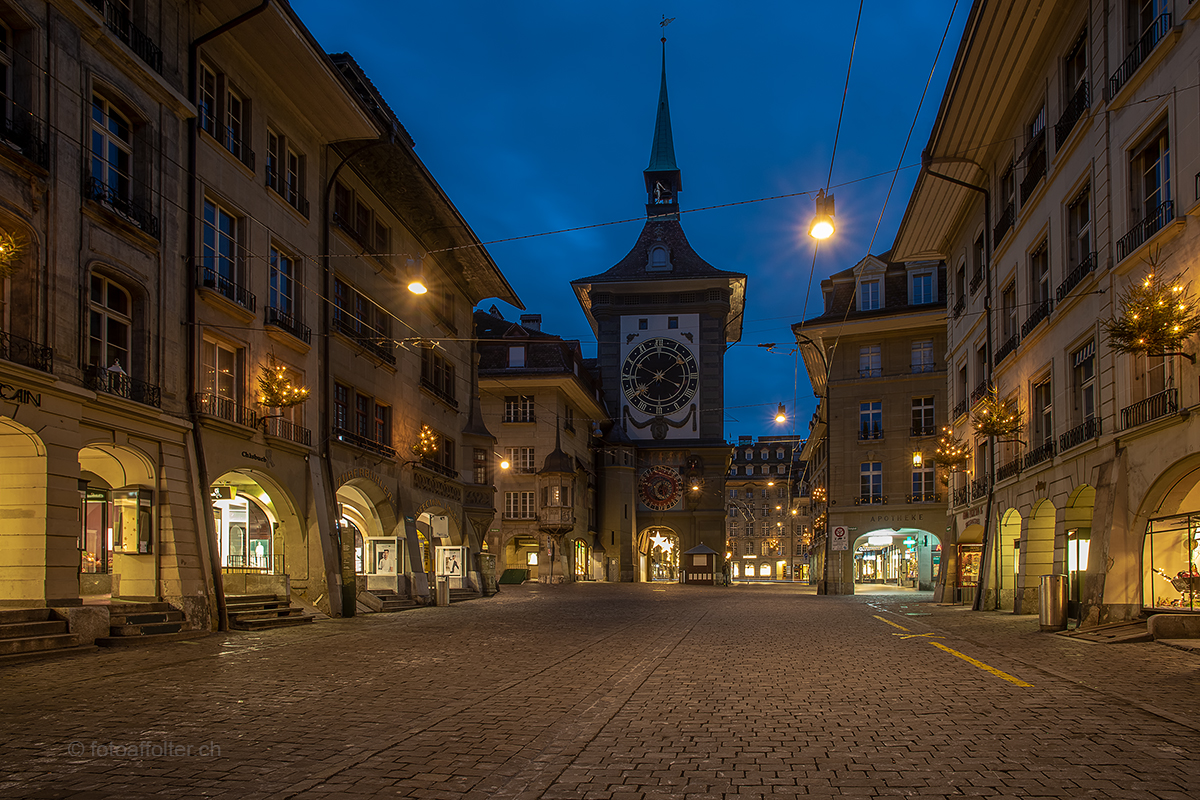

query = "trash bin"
(1039, 574), (1068, 631)
(436, 579), (450, 607)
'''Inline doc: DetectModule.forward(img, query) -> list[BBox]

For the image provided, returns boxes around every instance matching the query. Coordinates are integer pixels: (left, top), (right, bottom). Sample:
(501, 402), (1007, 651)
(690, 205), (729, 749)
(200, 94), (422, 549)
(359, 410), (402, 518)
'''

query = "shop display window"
(957, 544), (982, 587)
(1145, 513), (1200, 611)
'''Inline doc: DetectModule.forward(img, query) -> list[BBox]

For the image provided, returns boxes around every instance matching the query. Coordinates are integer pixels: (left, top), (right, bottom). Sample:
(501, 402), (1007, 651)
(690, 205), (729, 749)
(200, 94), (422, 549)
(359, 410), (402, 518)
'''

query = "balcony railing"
(906, 493), (942, 504)
(952, 295), (966, 319)
(1056, 252), (1098, 302)
(1, 104), (49, 168)
(332, 426), (397, 458)
(952, 399), (967, 419)
(503, 414), (536, 423)
(1024, 440), (1056, 469)
(970, 475), (990, 500)
(1020, 143), (1047, 203)
(911, 361), (936, 374)
(994, 333), (1020, 366)
(194, 392), (257, 426)
(198, 266), (256, 312)
(858, 426), (883, 441)
(952, 485), (969, 507)
(858, 367), (882, 378)
(1021, 298), (1052, 337)
(1109, 14), (1172, 99)
(262, 416), (312, 446)
(1055, 81), (1090, 148)
(86, 0), (163, 74)
(332, 315), (396, 365)
(264, 306), (311, 344)
(420, 376), (459, 409)
(85, 178), (159, 238)
(1121, 388), (1178, 430)
(1117, 200), (1175, 261)
(854, 495), (886, 505)
(222, 553), (285, 576)
(199, 119), (255, 169)
(910, 425), (936, 437)
(265, 166), (310, 217)
(418, 459), (459, 480)
(0, 330), (53, 372)
(86, 364), (161, 407)
(997, 457), (1022, 482)
(993, 201), (1014, 244)
(970, 380), (991, 406)
(970, 269), (984, 294)
(1060, 417), (1102, 451)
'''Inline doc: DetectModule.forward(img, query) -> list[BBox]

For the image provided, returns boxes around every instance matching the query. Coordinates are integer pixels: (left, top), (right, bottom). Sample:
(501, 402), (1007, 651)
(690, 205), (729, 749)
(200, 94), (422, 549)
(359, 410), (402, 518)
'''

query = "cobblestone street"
(3, 583), (1200, 798)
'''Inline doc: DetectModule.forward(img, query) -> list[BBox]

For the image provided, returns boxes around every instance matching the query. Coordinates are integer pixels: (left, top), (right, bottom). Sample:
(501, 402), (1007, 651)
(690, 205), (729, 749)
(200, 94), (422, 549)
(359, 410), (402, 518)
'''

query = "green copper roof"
(645, 45), (678, 174)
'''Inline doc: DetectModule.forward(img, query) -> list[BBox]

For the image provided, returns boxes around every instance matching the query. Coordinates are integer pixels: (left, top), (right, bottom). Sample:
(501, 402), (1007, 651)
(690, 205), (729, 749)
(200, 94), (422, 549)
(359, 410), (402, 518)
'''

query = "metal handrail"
(85, 178), (159, 238)
(994, 333), (1020, 365)
(0, 330), (53, 372)
(1056, 252), (1098, 301)
(1121, 388), (1178, 430)
(198, 266), (256, 311)
(1117, 200), (1175, 261)
(262, 416), (312, 446)
(1021, 298), (1053, 337)
(194, 392), (256, 426)
(86, 364), (161, 407)
(264, 306), (311, 344)
(993, 201), (1014, 244)
(1109, 14), (1172, 99)
(1055, 81), (1090, 148)
(332, 426), (396, 458)
(1023, 440), (1056, 469)
(1060, 417), (1102, 451)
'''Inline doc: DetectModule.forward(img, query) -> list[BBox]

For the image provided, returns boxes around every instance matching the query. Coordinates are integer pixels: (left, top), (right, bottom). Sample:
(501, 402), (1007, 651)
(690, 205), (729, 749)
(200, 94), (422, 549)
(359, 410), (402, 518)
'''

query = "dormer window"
(908, 265), (937, 305)
(858, 279), (881, 310)
(648, 244), (671, 271)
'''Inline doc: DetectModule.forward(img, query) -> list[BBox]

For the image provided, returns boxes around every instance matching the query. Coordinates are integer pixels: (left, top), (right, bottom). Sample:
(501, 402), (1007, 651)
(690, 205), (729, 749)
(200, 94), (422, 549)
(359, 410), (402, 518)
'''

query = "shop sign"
(210, 486), (234, 500)
(241, 450), (272, 466)
(0, 383), (40, 407)
(413, 470), (462, 503)
(867, 513), (925, 524)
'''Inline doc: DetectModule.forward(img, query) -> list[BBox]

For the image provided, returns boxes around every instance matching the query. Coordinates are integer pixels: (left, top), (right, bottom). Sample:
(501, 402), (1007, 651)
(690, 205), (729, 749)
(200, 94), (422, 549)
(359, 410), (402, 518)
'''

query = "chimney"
(520, 314), (542, 332)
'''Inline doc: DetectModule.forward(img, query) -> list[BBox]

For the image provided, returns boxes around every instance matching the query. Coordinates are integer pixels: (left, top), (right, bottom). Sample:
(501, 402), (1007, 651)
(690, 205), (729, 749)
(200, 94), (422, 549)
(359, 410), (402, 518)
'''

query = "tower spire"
(644, 23), (681, 218)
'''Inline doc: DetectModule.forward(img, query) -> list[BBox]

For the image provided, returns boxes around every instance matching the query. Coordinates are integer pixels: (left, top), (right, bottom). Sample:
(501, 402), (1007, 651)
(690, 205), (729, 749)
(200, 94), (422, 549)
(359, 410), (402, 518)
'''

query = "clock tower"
(571, 37), (746, 580)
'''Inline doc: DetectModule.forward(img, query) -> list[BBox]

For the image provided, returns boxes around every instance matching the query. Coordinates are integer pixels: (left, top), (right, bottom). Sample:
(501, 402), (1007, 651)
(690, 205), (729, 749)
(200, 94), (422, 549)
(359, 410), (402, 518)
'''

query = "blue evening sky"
(291, 1), (968, 442)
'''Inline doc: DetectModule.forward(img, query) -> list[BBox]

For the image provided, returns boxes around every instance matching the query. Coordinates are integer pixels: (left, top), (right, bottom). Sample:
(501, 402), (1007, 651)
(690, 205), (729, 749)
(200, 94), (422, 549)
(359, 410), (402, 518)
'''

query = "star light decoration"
(971, 388), (1024, 441)
(649, 533), (674, 552)
(1102, 264), (1200, 359)
(933, 426), (969, 474)
(256, 358), (309, 409)
(411, 424), (438, 458)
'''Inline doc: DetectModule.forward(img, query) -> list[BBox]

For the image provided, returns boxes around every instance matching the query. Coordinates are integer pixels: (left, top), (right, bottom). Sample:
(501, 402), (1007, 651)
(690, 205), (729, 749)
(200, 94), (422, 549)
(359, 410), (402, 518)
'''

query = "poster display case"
(1145, 512), (1200, 611)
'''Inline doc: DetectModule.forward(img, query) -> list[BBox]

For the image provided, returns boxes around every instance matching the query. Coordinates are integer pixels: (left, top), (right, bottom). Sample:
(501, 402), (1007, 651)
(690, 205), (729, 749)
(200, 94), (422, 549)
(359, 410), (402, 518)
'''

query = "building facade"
(893, 0), (1200, 622)
(796, 254), (949, 594)
(725, 436), (808, 582)
(0, 1), (518, 640)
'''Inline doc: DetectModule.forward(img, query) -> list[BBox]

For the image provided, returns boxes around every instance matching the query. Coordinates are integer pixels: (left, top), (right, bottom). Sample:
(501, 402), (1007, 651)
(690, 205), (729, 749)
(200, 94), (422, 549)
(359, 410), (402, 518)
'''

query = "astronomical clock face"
(621, 337), (699, 416)
(638, 465), (683, 511)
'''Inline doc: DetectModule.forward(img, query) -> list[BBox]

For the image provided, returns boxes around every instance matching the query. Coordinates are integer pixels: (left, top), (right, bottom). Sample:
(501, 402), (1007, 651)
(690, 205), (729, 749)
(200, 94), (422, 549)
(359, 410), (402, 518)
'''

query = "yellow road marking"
(931, 642), (1033, 687)
(873, 614), (909, 631)
(893, 632), (944, 640)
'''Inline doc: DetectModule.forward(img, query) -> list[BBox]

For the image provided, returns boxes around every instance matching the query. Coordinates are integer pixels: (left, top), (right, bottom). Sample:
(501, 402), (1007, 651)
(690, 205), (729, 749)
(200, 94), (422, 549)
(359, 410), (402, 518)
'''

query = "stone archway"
(998, 508), (1023, 611)
(851, 528), (942, 590)
(1064, 485), (1096, 618)
(1134, 457), (1200, 613)
(209, 469), (304, 598)
(78, 443), (157, 599)
(638, 526), (680, 582)
(1016, 498), (1057, 614)
(0, 417), (50, 605)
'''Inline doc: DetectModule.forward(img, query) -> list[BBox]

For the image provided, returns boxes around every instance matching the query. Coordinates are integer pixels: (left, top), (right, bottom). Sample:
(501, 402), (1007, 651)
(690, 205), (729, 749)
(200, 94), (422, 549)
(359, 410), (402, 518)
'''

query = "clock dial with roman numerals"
(621, 337), (699, 416)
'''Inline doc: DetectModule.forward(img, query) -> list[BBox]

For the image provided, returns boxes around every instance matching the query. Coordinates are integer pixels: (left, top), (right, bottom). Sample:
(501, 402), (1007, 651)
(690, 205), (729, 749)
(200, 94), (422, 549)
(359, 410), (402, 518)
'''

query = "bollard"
(1039, 574), (1068, 631)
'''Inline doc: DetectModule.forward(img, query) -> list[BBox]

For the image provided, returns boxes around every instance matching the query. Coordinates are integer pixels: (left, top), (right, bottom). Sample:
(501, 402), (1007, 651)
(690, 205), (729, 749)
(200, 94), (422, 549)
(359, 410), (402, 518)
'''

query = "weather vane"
(660, 14), (675, 42)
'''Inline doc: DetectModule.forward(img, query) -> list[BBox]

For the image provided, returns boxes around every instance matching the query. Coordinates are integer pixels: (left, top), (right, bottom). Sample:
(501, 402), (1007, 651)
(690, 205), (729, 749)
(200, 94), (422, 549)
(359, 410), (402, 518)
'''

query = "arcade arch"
(1016, 498), (1057, 614)
(209, 469), (302, 596)
(639, 526), (679, 582)
(0, 417), (49, 604)
(998, 508), (1022, 611)
(1138, 457), (1200, 612)
(852, 527), (942, 590)
(78, 442), (157, 599)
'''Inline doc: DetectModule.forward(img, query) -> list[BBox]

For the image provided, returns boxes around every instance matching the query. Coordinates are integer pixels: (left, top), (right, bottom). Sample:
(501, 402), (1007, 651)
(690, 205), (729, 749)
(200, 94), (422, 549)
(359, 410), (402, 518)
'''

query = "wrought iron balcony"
(952, 295), (966, 319)
(906, 493), (942, 504)
(910, 425), (936, 437)
(858, 425), (883, 441)
(0, 104), (49, 168)
(1057, 252), (1098, 302)
(1117, 200), (1175, 261)
(264, 306), (311, 344)
(997, 457), (1022, 482)
(418, 459), (460, 480)
(858, 367), (882, 378)
(1060, 417), (1102, 451)
(952, 485), (969, 507)
(970, 269), (984, 294)
(970, 379), (991, 406)
(1021, 298), (1052, 337)
(952, 399), (967, 419)
(1020, 143), (1047, 203)
(266, 166), (310, 217)
(198, 266), (256, 312)
(994, 333), (1020, 366)
(993, 201), (1014, 244)
(854, 495), (886, 505)
(970, 475), (990, 500)
(194, 392), (256, 426)
(85, 178), (159, 238)
(1121, 388), (1177, 430)
(1055, 81), (1090, 148)
(86, 0), (163, 74)
(262, 416), (312, 446)
(222, 553), (286, 576)
(332, 426), (396, 458)
(86, 364), (161, 407)
(1109, 14), (1172, 99)
(0, 331), (53, 372)
(1023, 440), (1056, 470)
(911, 361), (937, 374)
(420, 376), (459, 409)
(199, 119), (255, 169)
(331, 316), (397, 366)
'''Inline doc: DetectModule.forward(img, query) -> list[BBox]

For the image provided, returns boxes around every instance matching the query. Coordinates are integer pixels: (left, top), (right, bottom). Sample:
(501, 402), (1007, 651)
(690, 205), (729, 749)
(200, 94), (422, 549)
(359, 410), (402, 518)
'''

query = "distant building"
(725, 436), (809, 582)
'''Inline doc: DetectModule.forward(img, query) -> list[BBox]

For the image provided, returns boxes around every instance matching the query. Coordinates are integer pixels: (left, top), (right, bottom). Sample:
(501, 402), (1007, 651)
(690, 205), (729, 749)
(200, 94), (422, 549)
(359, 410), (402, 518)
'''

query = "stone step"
(0, 644), (98, 666)
(107, 601), (174, 615)
(0, 608), (55, 626)
(0, 632), (80, 657)
(234, 614), (315, 631)
(226, 599), (291, 612)
(109, 620), (185, 637)
(96, 630), (210, 648)
(379, 599), (419, 612)
(225, 594), (280, 604)
(109, 610), (185, 627)
(0, 619), (70, 640)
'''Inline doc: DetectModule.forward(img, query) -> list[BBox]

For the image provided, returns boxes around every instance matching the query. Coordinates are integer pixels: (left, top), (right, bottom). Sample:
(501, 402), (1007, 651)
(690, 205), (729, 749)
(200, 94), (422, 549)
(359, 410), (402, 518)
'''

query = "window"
(744, 448), (753, 460)
(860, 462), (882, 500)
(504, 491), (535, 519)
(911, 397), (934, 436)
(1001, 282), (1018, 340)
(1064, 30), (1087, 100)
(88, 275), (131, 373)
(667, 316), (679, 329)
(269, 245), (297, 318)
(506, 447), (536, 473)
(909, 270), (935, 305)
(90, 94), (132, 202)
(744, 540), (754, 555)
(202, 198), (247, 302)
(859, 401), (882, 440)
(859, 279), (880, 311)
(565, 406), (574, 431)
(956, 262), (966, 300)
(332, 181), (389, 257)
(971, 234), (986, 289)
(334, 383), (349, 431)
(1131, 123), (1170, 225)
(267, 129), (307, 215)
(957, 364), (968, 408)
(1022, 105), (1047, 201)
(859, 345), (881, 378)
(197, 65), (217, 138)
(760, 448), (768, 460)
(333, 278), (390, 341)
(1067, 186), (1092, 272)
(745, 465), (754, 476)
(911, 339), (934, 373)
(504, 395), (535, 423)
(508, 346), (525, 368)
(1072, 342), (1096, 424)
(1031, 242), (1050, 305)
(225, 86), (248, 163)
(422, 427), (455, 475)
(912, 458), (935, 499)
(776, 448), (784, 459)
(638, 319), (648, 330)
(421, 348), (456, 404)
(1033, 377), (1053, 447)
(202, 337), (243, 413)
(1133, 352), (1170, 403)
(1127, 0), (1167, 49)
